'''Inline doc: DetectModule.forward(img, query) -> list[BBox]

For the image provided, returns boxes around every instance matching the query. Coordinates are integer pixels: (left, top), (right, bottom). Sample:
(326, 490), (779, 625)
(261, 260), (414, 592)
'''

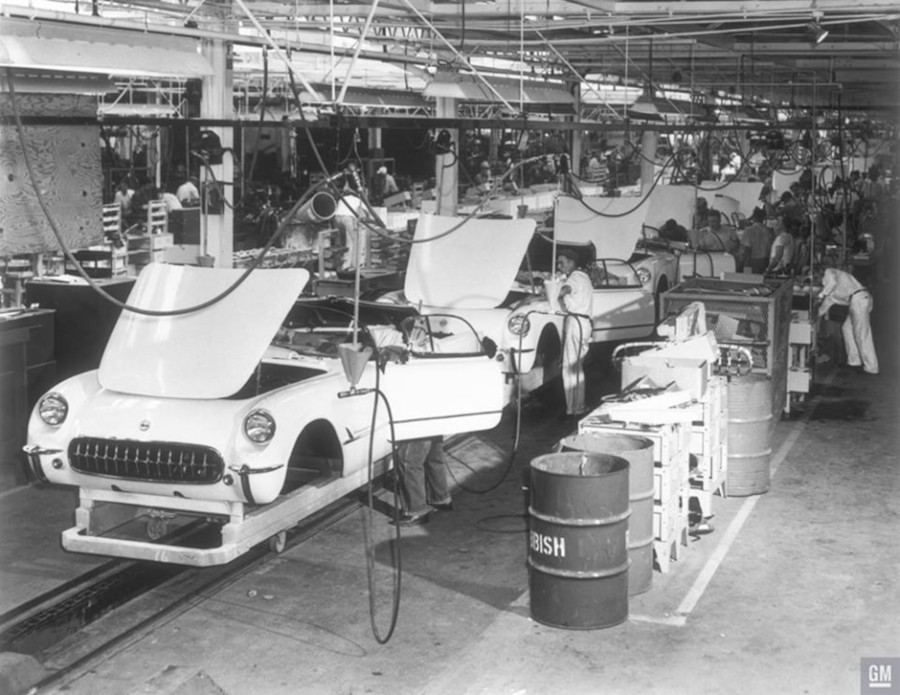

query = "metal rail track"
(1, 492), (367, 693)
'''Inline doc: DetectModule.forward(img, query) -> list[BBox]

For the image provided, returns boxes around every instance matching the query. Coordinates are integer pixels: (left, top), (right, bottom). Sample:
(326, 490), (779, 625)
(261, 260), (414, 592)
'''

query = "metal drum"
(528, 452), (630, 630)
(559, 433), (655, 596)
(727, 374), (774, 496)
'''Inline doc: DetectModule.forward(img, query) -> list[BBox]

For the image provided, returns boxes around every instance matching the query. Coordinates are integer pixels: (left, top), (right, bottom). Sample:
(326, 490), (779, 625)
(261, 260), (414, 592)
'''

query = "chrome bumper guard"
(21, 445), (62, 483)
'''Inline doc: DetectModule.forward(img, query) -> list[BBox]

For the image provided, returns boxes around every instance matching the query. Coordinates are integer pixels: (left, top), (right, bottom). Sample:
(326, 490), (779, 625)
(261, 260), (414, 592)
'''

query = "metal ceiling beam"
(731, 41), (898, 53)
(609, 1), (900, 14)
(834, 68), (900, 81)
(792, 58), (900, 69)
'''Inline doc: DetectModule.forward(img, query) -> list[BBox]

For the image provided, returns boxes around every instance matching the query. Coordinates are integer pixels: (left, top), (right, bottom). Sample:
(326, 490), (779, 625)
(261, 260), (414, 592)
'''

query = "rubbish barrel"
(726, 373), (773, 496)
(559, 433), (655, 595)
(527, 452), (630, 629)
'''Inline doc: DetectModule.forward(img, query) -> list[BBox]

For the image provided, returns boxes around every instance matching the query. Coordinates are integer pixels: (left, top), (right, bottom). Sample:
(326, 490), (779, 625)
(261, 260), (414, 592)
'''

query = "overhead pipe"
(293, 191), (338, 224)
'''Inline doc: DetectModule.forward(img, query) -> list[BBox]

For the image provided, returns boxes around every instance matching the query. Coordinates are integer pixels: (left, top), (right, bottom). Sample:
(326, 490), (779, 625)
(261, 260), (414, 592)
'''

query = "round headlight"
(636, 267), (652, 285)
(244, 409), (276, 444)
(39, 392), (68, 426)
(508, 314), (531, 337)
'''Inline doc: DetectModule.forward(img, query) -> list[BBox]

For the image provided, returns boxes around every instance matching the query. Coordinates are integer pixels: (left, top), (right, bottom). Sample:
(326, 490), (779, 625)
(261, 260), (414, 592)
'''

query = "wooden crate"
(128, 233), (174, 270)
(687, 374), (728, 519)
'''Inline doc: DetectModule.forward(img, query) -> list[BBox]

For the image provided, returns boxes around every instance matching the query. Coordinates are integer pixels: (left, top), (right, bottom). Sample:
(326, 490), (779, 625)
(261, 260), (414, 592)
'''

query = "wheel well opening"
(535, 326), (562, 367)
(281, 420), (343, 495)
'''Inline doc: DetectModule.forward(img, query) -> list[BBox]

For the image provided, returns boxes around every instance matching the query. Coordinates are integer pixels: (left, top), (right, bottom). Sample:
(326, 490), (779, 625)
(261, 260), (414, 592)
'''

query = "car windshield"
(276, 301), (409, 358)
(399, 314), (488, 357)
(588, 260), (642, 288)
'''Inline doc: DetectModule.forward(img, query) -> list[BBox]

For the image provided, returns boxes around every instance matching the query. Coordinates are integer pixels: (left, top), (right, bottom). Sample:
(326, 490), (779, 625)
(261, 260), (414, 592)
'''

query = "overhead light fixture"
(808, 21), (829, 45)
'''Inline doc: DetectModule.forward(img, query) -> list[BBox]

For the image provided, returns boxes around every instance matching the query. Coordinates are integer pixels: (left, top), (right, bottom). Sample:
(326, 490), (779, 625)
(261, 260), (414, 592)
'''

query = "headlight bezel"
(507, 314), (531, 337)
(243, 409), (277, 444)
(636, 267), (652, 285)
(38, 392), (69, 426)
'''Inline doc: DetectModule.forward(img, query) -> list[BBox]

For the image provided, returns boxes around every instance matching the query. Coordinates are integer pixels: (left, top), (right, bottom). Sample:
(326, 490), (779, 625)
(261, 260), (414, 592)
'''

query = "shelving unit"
(121, 200), (172, 274)
(126, 232), (174, 273)
(786, 309), (816, 414)
(686, 374), (728, 518)
(578, 415), (691, 574)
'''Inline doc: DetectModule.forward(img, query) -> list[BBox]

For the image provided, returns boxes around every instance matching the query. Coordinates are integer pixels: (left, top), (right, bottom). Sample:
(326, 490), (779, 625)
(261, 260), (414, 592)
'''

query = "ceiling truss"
(1, 0), (897, 121)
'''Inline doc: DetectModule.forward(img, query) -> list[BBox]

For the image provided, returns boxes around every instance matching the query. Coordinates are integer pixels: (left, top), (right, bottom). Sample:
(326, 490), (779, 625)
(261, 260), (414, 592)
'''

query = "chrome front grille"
(68, 437), (224, 484)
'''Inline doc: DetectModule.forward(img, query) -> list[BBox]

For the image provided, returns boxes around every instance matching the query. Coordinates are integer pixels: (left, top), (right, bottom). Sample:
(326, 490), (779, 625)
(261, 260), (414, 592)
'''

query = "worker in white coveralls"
(817, 267), (879, 374)
(555, 248), (594, 416)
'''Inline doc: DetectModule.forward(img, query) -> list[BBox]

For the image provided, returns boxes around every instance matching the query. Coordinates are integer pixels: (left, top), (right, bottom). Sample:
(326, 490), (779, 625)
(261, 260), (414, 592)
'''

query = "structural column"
(570, 81), (583, 179)
(641, 129), (657, 193)
(434, 97), (458, 215)
(200, 38), (234, 268)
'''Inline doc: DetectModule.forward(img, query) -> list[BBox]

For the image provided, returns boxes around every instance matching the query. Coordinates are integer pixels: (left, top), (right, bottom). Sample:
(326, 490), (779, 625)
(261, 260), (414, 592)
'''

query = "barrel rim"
(558, 432), (656, 453)
(530, 451), (630, 477)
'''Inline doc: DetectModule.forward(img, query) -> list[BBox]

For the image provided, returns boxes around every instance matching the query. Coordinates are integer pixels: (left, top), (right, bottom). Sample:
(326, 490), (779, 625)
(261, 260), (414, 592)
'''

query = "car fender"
(26, 370), (102, 455)
(503, 298), (561, 374)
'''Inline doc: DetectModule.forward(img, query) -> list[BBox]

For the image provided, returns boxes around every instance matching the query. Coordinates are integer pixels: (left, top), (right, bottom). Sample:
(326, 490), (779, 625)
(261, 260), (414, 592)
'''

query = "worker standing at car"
(697, 210), (743, 270)
(766, 216), (795, 276)
(556, 248), (593, 418)
(658, 218), (690, 244)
(817, 266), (879, 375)
(333, 168), (367, 271)
(742, 208), (773, 274)
(391, 436), (453, 526)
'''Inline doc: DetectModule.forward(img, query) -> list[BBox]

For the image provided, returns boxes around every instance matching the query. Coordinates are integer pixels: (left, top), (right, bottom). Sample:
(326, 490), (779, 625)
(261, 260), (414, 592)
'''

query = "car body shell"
(377, 216), (663, 395)
(24, 265), (505, 509)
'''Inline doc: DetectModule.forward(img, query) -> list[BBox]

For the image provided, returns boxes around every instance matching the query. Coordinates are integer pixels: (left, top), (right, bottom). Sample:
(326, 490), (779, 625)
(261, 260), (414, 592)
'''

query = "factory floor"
(1, 277), (898, 695)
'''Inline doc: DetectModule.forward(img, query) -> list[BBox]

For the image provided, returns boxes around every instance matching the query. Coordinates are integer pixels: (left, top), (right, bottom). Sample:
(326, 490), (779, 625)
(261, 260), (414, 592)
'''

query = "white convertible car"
(377, 215), (663, 400)
(24, 263), (505, 565)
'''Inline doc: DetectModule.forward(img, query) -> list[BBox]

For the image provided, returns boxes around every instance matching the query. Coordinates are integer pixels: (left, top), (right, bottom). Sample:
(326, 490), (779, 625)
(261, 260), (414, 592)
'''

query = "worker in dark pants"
(391, 436), (453, 526)
(742, 208), (773, 274)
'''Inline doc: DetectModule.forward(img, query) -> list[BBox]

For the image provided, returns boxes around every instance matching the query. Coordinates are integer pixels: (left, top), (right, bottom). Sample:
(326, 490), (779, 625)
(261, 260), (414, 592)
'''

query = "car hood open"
(99, 263), (309, 398)
(405, 214), (536, 309)
(555, 195), (644, 261)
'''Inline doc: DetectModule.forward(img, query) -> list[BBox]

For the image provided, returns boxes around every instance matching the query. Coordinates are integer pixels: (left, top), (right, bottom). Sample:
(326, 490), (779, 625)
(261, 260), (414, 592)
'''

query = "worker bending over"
(555, 248), (594, 417)
(817, 267), (879, 375)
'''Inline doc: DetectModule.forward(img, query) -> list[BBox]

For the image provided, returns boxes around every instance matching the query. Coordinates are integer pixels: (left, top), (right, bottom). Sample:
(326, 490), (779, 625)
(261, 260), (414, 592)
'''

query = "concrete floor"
(2, 271), (898, 695)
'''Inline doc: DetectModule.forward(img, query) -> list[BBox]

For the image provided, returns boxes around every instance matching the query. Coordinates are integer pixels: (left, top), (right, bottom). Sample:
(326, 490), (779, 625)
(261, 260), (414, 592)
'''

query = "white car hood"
(555, 195), (644, 261)
(99, 263), (309, 398)
(405, 214), (536, 309)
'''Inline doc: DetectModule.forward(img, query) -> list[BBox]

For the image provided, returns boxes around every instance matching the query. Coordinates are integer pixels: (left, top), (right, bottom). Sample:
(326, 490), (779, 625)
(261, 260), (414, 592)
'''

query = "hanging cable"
(564, 152), (676, 218)
(363, 363), (402, 645)
(5, 67), (310, 318)
(246, 44), (269, 184)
